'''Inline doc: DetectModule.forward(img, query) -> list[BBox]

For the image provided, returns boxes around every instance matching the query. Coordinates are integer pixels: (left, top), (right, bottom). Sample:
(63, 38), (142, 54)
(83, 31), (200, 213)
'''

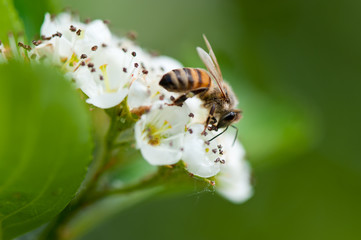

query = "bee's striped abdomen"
(159, 68), (211, 93)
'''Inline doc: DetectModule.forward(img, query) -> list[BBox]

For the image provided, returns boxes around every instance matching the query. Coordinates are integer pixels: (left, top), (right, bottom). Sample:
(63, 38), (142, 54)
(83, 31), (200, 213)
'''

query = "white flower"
(31, 13), (113, 70)
(215, 133), (253, 203)
(73, 46), (145, 109)
(135, 103), (190, 165)
(182, 124), (222, 178)
(127, 55), (183, 110)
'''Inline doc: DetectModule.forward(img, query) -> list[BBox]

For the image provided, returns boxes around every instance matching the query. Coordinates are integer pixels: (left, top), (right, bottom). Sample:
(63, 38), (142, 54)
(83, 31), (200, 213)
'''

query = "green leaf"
(0, 61), (92, 240)
(13, 0), (60, 40)
(0, 0), (24, 43)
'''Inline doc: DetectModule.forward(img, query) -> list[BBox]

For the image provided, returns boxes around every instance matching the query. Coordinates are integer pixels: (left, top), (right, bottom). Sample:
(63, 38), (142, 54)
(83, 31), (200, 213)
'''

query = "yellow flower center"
(143, 120), (172, 146)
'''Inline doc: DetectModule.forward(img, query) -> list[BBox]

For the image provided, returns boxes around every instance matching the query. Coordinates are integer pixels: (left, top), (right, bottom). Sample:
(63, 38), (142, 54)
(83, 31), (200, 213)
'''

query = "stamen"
(32, 40), (42, 46)
(69, 25), (77, 32)
(18, 42), (32, 51)
(52, 32), (62, 38)
(91, 45), (98, 51)
(99, 64), (115, 92)
(126, 31), (137, 40)
(41, 35), (51, 40)
(87, 63), (94, 68)
(80, 54), (87, 59)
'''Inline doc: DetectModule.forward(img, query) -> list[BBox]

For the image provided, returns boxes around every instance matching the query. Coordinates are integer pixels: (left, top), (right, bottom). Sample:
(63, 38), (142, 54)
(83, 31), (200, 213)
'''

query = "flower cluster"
(27, 13), (252, 203)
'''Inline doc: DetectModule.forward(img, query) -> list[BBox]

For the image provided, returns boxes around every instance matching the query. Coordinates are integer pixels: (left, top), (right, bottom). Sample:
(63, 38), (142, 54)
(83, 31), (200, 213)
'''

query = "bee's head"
(217, 109), (242, 129)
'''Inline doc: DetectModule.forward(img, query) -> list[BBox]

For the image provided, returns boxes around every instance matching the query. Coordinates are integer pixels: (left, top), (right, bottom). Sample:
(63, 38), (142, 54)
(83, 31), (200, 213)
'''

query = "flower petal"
(182, 124), (221, 178)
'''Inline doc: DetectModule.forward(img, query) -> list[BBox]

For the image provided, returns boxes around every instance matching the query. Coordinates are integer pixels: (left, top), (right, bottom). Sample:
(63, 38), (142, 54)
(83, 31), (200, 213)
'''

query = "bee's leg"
(168, 88), (208, 106)
(202, 103), (216, 136)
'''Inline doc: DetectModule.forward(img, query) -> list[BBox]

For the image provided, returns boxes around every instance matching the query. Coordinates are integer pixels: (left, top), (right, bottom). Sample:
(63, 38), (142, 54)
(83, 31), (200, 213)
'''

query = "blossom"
(73, 45), (148, 108)
(127, 55), (183, 110)
(134, 103), (190, 165)
(215, 133), (253, 203)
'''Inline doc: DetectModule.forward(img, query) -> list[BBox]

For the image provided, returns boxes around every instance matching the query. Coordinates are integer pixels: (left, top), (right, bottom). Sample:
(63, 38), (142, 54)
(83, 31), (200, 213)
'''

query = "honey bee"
(159, 35), (242, 140)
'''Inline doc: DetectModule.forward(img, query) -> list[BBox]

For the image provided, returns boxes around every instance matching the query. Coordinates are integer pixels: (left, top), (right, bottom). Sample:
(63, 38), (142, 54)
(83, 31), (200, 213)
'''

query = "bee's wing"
(202, 34), (223, 80)
(197, 46), (227, 99)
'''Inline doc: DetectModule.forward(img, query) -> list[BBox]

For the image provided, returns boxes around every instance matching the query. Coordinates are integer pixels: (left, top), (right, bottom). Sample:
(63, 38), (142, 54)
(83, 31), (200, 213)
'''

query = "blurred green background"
(13, 0), (361, 239)
(56, 0), (361, 239)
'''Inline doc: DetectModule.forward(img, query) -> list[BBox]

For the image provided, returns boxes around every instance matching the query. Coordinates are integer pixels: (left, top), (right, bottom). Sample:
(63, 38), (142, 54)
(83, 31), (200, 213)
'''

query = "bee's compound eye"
(224, 112), (236, 121)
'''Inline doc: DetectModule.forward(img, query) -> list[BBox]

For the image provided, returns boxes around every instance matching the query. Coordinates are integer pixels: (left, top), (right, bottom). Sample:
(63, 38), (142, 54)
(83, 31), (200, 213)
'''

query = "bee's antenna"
(208, 126), (229, 142)
(230, 125), (238, 146)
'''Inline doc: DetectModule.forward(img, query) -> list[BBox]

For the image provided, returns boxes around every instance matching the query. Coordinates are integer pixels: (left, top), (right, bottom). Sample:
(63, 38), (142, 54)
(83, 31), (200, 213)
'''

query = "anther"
(101, 43), (107, 47)
(131, 51), (136, 57)
(122, 48), (127, 53)
(52, 32), (62, 38)
(76, 29), (82, 36)
(69, 25), (77, 32)
(220, 159), (226, 164)
(87, 63), (94, 68)
(188, 113), (194, 118)
(134, 63), (139, 68)
(91, 68), (96, 72)
(126, 31), (137, 40)
(142, 70), (148, 74)
(99, 75), (104, 80)
(170, 96), (175, 101)
(91, 45), (98, 51)
(217, 144), (222, 149)
(219, 150), (224, 155)
(80, 61), (86, 66)
(32, 40), (42, 46)
(214, 158), (220, 163)
(41, 35), (51, 40)
(188, 129), (193, 134)
(159, 94), (165, 100)
(80, 54), (87, 59)
(18, 42), (31, 51)
(123, 67), (127, 73)
(212, 149), (217, 154)
(204, 141), (210, 146)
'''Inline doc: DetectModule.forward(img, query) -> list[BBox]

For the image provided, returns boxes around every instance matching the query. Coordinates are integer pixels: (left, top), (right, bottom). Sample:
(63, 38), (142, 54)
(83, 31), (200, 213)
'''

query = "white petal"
(86, 89), (128, 109)
(182, 124), (221, 178)
(134, 104), (190, 166)
(151, 55), (183, 74)
(137, 137), (183, 165)
(216, 134), (253, 203)
(185, 97), (209, 124)
(127, 78), (152, 109)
